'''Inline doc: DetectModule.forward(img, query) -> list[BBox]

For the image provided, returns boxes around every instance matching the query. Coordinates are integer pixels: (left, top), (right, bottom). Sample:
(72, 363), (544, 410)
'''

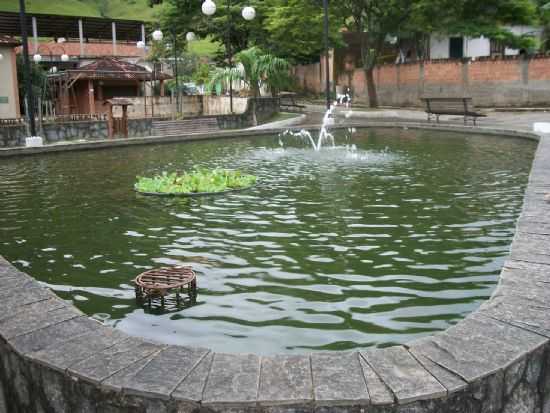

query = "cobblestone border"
(0, 126), (549, 413)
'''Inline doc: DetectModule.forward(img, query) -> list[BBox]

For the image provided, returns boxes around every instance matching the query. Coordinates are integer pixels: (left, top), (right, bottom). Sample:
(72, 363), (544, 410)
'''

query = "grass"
(188, 37), (222, 59)
(135, 169), (257, 195)
(1, 0), (162, 20)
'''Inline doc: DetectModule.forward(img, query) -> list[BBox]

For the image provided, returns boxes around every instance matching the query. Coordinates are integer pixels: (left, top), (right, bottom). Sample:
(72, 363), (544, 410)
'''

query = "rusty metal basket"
(134, 266), (197, 307)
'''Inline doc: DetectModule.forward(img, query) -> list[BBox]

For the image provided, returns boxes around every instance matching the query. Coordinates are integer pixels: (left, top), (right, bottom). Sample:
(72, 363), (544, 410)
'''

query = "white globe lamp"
(33, 54), (42, 63)
(61, 54), (69, 62)
(202, 0), (216, 16)
(137, 40), (145, 49)
(242, 6), (256, 21)
(152, 30), (163, 42)
(186, 32), (196, 42)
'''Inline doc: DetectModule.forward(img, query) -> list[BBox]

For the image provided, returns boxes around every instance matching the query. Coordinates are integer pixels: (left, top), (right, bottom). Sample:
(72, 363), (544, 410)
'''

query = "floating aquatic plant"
(135, 169), (257, 195)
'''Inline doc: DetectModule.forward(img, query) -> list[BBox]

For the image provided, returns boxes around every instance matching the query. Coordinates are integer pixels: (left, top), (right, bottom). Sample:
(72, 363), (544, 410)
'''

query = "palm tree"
(207, 47), (291, 98)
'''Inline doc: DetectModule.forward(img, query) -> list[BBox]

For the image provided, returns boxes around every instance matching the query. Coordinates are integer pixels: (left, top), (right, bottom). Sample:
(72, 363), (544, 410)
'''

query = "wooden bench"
(279, 92), (306, 112)
(421, 97), (487, 125)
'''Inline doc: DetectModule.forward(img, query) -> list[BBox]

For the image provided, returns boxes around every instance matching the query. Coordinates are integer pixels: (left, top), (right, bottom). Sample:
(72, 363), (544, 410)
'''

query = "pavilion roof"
(48, 57), (171, 82)
(0, 35), (20, 47)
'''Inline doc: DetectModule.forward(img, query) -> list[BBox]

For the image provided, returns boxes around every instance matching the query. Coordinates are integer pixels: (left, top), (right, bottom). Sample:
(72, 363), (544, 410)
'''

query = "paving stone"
(311, 352), (369, 407)
(410, 314), (547, 384)
(358, 355), (394, 405)
(30, 325), (127, 371)
(0, 287), (57, 316)
(68, 337), (165, 384)
(361, 347), (445, 404)
(104, 345), (209, 399)
(172, 351), (214, 402)
(407, 340), (468, 394)
(0, 299), (79, 340)
(202, 353), (260, 407)
(258, 354), (312, 406)
(510, 232), (550, 265)
(10, 316), (101, 355)
(479, 295), (550, 338)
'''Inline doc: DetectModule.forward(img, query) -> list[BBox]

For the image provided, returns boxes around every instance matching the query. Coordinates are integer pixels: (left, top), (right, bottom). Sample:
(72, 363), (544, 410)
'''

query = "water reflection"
(0, 128), (535, 354)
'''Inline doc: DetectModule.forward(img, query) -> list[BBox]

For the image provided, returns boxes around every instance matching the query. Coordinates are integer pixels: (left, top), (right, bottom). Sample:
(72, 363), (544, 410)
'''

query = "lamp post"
(201, 0), (256, 114)
(148, 29), (186, 116)
(18, 0), (37, 136)
(323, 0), (330, 110)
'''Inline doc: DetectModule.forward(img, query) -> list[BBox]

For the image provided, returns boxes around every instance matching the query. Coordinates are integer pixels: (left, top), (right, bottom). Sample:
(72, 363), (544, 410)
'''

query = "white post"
(141, 24), (146, 47)
(78, 19), (85, 56)
(32, 16), (38, 54)
(112, 22), (117, 56)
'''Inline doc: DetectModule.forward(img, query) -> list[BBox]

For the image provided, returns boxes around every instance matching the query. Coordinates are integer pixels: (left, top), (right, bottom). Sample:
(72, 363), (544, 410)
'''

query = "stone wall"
(295, 55), (550, 107)
(0, 121), (109, 147)
(0, 126), (549, 413)
(216, 97), (281, 129)
(0, 119), (153, 147)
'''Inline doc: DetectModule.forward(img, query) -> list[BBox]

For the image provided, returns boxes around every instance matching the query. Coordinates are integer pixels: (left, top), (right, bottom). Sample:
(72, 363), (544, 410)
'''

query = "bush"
(135, 169), (257, 195)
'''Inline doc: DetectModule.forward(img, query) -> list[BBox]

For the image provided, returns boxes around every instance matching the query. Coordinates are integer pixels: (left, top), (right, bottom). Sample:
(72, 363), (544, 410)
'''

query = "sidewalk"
(300, 104), (550, 134)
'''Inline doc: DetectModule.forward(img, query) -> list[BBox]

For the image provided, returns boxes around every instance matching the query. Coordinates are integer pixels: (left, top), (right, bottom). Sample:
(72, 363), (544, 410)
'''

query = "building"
(48, 58), (171, 116)
(0, 36), (20, 119)
(429, 26), (543, 60)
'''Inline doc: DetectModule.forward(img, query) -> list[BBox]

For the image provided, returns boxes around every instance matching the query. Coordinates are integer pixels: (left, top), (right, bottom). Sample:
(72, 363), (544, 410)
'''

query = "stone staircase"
(152, 117), (220, 136)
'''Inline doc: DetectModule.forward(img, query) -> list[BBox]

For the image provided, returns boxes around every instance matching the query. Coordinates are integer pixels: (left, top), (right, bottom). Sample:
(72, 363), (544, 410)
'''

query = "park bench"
(421, 97), (487, 125)
(279, 92), (306, 112)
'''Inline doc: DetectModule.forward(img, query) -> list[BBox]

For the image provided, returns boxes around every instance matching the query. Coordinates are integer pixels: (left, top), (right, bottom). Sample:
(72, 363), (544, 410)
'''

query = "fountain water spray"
(279, 107), (336, 151)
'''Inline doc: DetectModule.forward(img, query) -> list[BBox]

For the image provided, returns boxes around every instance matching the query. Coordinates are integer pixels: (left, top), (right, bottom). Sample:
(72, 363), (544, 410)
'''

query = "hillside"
(0, 0), (162, 21)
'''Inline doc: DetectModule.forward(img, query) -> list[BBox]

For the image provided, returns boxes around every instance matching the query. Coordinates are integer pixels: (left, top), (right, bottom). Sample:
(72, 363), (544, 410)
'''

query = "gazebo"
(48, 57), (171, 116)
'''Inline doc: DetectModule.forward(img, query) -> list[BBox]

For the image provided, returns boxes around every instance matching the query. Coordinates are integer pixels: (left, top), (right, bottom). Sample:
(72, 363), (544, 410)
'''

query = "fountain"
(280, 107), (336, 151)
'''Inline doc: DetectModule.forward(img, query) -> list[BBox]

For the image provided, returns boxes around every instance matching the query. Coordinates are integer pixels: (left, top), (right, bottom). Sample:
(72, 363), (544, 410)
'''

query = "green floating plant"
(135, 169), (257, 195)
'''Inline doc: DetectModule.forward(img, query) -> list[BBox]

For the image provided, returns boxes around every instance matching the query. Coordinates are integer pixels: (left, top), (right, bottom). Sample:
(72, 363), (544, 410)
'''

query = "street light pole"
(323, 0), (331, 110)
(18, 0), (37, 136)
(173, 31), (180, 114)
(226, 0), (234, 114)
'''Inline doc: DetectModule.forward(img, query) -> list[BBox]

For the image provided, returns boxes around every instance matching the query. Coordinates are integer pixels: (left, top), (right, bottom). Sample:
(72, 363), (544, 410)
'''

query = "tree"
(341, 0), (538, 108)
(159, 0), (344, 65)
(207, 47), (291, 97)
(262, 0), (344, 64)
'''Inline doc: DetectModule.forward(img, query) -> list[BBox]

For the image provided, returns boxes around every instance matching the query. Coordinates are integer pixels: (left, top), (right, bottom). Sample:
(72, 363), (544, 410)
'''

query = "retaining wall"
(0, 126), (549, 413)
(295, 55), (550, 107)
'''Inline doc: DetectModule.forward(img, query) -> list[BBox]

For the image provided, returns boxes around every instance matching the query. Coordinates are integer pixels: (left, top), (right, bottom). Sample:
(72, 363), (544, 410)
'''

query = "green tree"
(207, 47), (291, 97)
(262, 0), (344, 64)
(342, 0), (538, 107)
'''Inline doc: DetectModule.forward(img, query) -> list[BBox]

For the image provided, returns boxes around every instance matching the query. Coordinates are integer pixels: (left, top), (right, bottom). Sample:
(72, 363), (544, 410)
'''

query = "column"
(32, 16), (38, 54)
(78, 19), (85, 56)
(112, 22), (117, 56)
(88, 79), (95, 114)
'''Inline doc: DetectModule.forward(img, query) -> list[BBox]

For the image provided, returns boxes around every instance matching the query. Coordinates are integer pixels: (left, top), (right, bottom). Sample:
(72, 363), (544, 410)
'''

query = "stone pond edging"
(0, 125), (550, 412)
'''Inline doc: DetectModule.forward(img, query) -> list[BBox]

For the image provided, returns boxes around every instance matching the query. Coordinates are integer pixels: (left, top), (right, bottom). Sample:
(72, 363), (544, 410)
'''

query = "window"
(449, 37), (464, 59)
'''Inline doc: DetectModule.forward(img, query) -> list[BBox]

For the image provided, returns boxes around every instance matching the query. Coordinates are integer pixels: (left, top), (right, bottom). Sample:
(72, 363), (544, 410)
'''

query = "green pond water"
(0, 128), (536, 354)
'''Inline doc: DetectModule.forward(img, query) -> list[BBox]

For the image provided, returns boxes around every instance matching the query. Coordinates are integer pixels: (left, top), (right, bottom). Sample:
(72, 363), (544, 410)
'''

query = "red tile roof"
(0, 35), (20, 47)
(20, 41), (144, 57)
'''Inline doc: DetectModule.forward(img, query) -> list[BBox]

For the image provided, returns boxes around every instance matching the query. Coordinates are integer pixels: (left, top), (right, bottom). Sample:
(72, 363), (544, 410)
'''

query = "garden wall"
(295, 55), (550, 107)
(0, 125), (549, 413)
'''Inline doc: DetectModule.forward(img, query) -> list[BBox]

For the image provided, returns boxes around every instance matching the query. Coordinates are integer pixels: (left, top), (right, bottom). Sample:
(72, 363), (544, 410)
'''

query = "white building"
(429, 26), (543, 60)
(0, 36), (20, 119)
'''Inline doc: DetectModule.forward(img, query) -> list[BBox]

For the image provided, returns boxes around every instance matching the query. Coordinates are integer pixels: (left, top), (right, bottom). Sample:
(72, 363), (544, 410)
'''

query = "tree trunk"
(365, 67), (378, 108)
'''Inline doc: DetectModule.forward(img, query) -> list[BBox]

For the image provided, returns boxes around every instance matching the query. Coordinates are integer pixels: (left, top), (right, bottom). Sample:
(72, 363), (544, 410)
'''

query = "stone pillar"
(88, 80), (95, 115)
(160, 80), (165, 97)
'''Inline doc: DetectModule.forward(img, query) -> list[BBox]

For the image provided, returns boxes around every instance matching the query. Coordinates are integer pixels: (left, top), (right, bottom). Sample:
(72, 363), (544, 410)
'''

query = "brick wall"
(298, 55), (550, 107)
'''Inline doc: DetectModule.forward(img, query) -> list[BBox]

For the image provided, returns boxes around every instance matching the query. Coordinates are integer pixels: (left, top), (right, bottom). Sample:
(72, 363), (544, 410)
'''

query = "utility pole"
(18, 0), (37, 136)
(173, 31), (180, 114)
(323, 0), (331, 110)
(227, 0), (234, 114)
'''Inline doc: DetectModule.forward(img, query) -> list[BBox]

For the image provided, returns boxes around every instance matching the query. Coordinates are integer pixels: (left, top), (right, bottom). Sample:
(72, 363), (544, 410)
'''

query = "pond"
(0, 128), (536, 354)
